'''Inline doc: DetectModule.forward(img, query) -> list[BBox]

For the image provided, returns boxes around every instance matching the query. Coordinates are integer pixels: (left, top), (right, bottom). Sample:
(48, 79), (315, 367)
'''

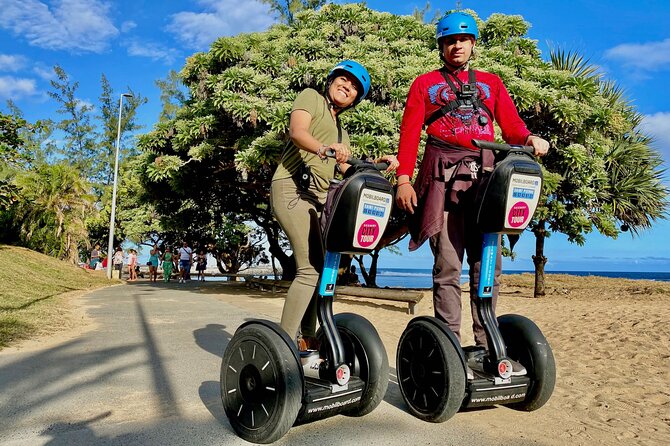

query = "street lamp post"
(107, 93), (133, 279)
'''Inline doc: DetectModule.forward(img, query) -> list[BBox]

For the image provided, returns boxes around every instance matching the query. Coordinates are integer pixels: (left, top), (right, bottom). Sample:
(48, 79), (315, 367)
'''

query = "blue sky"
(1, 1), (669, 272)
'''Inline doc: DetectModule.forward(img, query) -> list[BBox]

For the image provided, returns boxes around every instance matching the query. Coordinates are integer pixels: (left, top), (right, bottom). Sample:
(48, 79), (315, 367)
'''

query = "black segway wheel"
(498, 314), (556, 412)
(396, 319), (466, 422)
(220, 323), (302, 444)
(318, 313), (389, 417)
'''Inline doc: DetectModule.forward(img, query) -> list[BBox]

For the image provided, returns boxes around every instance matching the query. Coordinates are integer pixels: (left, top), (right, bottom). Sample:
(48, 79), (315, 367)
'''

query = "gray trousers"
(429, 205), (501, 348)
(271, 177), (326, 341)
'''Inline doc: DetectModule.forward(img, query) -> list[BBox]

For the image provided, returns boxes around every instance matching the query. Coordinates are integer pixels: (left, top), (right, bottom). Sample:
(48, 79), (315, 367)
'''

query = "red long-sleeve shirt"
(397, 69), (531, 177)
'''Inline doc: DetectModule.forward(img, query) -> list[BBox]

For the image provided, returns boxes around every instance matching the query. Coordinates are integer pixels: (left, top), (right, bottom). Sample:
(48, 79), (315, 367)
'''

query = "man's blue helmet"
(436, 12), (479, 41)
(328, 59), (371, 105)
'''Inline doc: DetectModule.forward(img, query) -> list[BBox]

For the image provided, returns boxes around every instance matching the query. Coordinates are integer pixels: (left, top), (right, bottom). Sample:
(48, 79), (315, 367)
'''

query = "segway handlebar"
(324, 149), (390, 171)
(472, 139), (535, 156)
(346, 157), (390, 171)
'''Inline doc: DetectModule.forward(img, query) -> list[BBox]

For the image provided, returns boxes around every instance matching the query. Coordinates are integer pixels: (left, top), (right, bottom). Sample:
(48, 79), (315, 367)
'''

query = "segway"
(220, 157), (392, 443)
(396, 139), (556, 422)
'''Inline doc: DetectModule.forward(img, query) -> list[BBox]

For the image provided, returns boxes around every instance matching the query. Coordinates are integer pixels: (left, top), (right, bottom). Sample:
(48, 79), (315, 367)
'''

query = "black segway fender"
(409, 316), (467, 370)
(306, 313), (389, 422)
(396, 316), (467, 422)
(236, 319), (302, 373)
(333, 313), (389, 417)
(497, 314), (556, 411)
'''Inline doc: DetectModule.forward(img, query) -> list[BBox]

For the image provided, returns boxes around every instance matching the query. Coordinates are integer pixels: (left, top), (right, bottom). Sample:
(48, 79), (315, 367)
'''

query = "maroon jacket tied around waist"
(408, 137), (494, 251)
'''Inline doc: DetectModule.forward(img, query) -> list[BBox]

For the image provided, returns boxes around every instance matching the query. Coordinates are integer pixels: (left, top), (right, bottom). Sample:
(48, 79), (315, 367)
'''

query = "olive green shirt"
(272, 88), (350, 192)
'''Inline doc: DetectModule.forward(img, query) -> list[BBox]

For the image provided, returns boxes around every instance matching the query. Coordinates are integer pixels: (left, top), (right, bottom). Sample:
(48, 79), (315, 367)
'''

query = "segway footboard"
(296, 376), (366, 424)
(462, 376), (530, 409)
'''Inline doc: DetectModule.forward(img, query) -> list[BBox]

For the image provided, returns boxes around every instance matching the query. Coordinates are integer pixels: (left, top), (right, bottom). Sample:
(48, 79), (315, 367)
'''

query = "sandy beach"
(210, 273), (670, 446)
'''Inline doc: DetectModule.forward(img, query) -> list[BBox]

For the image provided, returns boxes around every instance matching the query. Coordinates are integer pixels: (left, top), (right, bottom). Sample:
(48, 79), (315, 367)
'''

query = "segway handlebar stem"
(471, 139), (535, 156)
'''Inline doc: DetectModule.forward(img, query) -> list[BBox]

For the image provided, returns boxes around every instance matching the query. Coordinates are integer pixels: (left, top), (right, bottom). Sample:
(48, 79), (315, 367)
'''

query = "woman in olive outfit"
(271, 60), (399, 348)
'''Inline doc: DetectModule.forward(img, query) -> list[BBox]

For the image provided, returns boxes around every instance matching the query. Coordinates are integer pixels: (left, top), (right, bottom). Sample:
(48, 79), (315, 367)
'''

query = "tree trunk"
(354, 249), (380, 288)
(532, 220), (548, 297)
(259, 219), (295, 280)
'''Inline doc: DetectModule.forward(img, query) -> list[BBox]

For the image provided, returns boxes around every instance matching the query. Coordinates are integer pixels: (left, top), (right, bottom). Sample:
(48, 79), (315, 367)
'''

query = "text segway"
(396, 139), (555, 422)
(221, 157), (392, 443)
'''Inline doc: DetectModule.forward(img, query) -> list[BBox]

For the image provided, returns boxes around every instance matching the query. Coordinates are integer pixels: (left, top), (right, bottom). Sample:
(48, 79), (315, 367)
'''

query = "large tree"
(136, 4), (667, 288)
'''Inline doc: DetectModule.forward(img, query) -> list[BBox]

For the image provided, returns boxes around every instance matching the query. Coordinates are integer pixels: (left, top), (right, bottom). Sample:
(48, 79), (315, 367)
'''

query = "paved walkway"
(0, 282), (543, 445)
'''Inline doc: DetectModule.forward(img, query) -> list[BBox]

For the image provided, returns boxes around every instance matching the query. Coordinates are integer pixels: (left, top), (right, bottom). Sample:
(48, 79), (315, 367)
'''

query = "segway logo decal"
(507, 201), (530, 228)
(512, 187), (534, 199)
(357, 219), (380, 247)
(362, 203), (386, 217)
(352, 188), (392, 250)
(504, 174), (541, 231)
(306, 396), (362, 414)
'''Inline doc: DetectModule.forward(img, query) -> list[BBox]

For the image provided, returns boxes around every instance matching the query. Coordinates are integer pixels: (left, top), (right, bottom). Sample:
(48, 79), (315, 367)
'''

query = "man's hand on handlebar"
(375, 154), (399, 173)
(526, 135), (550, 157)
(395, 174), (417, 214)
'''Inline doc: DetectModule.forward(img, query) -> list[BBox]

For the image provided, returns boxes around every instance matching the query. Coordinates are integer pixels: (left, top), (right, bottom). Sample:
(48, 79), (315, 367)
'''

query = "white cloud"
(126, 40), (180, 65)
(33, 64), (55, 80)
(167, 0), (275, 50)
(0, 0), (119, 53)
(0, 75), (37, 99)
(640, 112), (670, 163)
(120, 20), (136, 33)
(604, 38), (670, 71)
(0, 54), (28, 72)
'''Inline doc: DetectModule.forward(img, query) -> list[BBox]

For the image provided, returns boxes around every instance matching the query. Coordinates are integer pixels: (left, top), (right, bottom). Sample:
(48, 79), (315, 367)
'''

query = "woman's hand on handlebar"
(375, 154), (399, 173)
(526, 135), (550, 157)
(328, 143), (351, 163)
(395, 175), (417, 214)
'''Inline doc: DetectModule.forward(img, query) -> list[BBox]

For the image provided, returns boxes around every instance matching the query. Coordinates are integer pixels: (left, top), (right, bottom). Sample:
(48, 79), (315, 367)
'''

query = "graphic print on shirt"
(426, 80), (493, 144)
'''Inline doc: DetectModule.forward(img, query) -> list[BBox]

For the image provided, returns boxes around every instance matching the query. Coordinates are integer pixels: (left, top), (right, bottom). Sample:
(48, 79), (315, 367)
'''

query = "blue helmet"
(436, 12), (479, 41)
(328, 59), (371, 105)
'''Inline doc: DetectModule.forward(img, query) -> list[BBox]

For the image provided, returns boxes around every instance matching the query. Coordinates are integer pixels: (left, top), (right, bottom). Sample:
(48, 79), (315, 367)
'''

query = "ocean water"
(208, 268), (670, 288)
(372, 268), (670, 289)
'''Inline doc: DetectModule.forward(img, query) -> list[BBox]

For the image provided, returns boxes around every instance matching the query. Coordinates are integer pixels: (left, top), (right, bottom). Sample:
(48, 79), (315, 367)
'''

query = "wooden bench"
(247, 278), (290, 293)
(246, 278), (425, 315)
(336, 286), (425, 315)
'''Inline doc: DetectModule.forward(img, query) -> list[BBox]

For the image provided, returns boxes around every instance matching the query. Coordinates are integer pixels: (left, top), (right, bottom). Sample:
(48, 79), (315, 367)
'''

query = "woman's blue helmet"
(436, 12), (479, 41)
(327, 59), (371, 105)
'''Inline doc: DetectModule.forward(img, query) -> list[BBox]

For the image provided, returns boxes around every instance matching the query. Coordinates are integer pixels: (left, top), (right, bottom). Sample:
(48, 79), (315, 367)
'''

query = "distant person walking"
(89, 244), (101, 269)
(178, 241), (193, 284)
(161, 247), (174, 283)
(195, 250), (207, 282)
(112, 246), (124, 279)
(148, 245), (160, 283)
(128, 249), (138, 281)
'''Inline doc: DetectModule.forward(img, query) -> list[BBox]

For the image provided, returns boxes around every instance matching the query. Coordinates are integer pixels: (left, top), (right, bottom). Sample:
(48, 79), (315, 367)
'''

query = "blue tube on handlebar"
(319, 251), (341, 296)
(478, 233), (498, 298)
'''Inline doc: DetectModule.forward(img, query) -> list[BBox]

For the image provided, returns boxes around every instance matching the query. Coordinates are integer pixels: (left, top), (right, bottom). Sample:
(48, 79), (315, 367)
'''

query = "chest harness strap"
(424, 69), (493, 128)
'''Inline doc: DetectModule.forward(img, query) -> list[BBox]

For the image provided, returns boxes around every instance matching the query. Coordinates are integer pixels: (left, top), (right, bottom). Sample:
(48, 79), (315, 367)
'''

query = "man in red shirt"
(395, 12), (549, 366)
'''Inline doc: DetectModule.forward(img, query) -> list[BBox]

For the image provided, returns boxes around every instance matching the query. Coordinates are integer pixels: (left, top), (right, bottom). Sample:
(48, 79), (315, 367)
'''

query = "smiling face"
(328, 72), (359, 109)
(441, 34), (475, 67)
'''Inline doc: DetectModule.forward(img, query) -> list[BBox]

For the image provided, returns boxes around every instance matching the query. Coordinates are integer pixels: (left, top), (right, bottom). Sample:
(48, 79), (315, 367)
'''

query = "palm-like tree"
(14, 163), (94, 263)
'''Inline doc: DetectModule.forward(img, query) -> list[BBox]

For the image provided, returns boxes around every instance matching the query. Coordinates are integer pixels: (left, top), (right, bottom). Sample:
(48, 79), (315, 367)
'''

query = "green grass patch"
(0, 244), (114, 349)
